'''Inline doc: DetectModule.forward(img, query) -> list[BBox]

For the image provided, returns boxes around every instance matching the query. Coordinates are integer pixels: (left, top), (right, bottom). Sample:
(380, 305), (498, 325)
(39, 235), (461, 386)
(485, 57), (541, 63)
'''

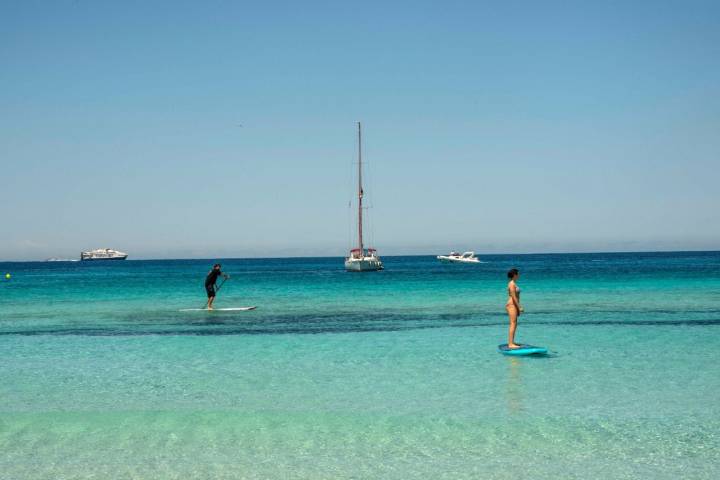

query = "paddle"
(203, 276), (228, 309)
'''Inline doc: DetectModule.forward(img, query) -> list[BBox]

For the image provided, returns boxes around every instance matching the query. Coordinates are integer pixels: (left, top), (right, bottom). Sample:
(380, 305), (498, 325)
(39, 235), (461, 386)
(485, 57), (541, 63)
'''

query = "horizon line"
(2, 248), (719, 263)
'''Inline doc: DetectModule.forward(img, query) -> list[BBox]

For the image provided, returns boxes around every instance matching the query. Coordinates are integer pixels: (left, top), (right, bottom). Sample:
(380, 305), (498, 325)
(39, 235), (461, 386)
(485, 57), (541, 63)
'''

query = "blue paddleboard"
(498, 343), (548, 356)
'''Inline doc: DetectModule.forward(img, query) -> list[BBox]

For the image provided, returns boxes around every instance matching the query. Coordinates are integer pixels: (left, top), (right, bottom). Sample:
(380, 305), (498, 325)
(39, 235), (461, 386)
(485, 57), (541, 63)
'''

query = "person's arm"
(510, 284), (522, 312)
(222, 270), (230, 280)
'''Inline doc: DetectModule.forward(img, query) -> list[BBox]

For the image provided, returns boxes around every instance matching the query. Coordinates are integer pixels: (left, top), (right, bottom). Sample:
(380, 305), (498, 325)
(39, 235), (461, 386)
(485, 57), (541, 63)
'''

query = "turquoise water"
(1, 252), (719, 479)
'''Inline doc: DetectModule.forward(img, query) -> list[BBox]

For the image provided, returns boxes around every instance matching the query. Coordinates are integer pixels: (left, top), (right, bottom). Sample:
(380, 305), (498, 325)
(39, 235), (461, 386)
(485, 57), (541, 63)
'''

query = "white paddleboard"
(179, 306), (257, 312)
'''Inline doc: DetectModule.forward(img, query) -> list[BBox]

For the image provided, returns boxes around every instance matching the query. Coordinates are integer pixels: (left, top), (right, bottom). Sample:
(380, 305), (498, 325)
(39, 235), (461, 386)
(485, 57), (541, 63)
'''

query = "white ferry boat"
(80, 248), (128, 261)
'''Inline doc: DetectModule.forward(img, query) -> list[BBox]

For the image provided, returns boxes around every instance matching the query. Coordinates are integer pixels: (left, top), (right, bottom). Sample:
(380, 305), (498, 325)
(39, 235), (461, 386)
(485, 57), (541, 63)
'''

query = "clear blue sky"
(1, 0), (719, 260)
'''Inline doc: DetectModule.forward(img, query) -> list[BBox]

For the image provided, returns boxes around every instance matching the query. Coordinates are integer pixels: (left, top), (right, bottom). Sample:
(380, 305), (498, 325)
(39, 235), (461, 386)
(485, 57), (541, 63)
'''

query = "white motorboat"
(345, 122), (383, 272)
(80, 248), (128, 261)
(437, 251), (481, 264)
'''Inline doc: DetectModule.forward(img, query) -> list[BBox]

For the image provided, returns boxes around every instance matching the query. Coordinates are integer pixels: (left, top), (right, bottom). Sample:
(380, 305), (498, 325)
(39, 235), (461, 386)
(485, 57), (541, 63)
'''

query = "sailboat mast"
(357, 122), (364, 255)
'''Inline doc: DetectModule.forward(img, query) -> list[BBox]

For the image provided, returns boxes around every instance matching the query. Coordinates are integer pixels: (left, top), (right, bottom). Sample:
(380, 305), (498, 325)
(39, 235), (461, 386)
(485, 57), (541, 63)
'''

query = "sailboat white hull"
(344, 256), (383, 271)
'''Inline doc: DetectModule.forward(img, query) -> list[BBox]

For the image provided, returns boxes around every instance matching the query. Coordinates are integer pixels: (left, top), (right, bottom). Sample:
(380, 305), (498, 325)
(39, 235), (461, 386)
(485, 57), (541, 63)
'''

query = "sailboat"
(345, 122), (383, 272)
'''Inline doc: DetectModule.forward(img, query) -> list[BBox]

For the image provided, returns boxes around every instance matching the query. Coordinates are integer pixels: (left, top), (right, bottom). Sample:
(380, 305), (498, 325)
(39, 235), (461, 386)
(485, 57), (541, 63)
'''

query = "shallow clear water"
(1, 253), (719, 478)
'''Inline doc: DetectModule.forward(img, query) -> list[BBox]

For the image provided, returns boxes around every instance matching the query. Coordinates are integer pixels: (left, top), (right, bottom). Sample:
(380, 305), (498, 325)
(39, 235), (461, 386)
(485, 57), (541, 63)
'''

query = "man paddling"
(205, 263), (229, 310)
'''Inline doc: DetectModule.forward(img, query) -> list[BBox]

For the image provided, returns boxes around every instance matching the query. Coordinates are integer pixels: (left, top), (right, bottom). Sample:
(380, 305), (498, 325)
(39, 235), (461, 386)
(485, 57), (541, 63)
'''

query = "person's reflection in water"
(505, 357), (525, 415)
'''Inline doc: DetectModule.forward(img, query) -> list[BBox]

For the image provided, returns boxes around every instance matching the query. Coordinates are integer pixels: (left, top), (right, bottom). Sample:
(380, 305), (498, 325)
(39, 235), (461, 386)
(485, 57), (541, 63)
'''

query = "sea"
(1, 252), (719, 479)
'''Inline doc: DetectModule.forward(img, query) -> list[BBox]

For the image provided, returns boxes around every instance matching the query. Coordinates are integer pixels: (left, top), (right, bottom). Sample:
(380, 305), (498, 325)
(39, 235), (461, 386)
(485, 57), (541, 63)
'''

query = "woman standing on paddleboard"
(506, 268), (524, 349)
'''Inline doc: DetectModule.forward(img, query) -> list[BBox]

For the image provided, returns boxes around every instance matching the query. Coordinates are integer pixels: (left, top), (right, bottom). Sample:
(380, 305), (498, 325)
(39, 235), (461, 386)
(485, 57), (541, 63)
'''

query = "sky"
(1, 0), (719, 260)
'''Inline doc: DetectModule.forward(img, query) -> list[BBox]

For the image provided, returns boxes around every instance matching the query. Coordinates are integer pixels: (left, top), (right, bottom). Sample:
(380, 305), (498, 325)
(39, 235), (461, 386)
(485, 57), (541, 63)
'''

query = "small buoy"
(4, 273), (10, 279)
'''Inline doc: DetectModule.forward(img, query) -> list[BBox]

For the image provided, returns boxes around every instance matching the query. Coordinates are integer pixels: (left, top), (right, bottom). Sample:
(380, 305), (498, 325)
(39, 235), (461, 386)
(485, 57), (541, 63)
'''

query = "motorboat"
(437, 251), (481, 264)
